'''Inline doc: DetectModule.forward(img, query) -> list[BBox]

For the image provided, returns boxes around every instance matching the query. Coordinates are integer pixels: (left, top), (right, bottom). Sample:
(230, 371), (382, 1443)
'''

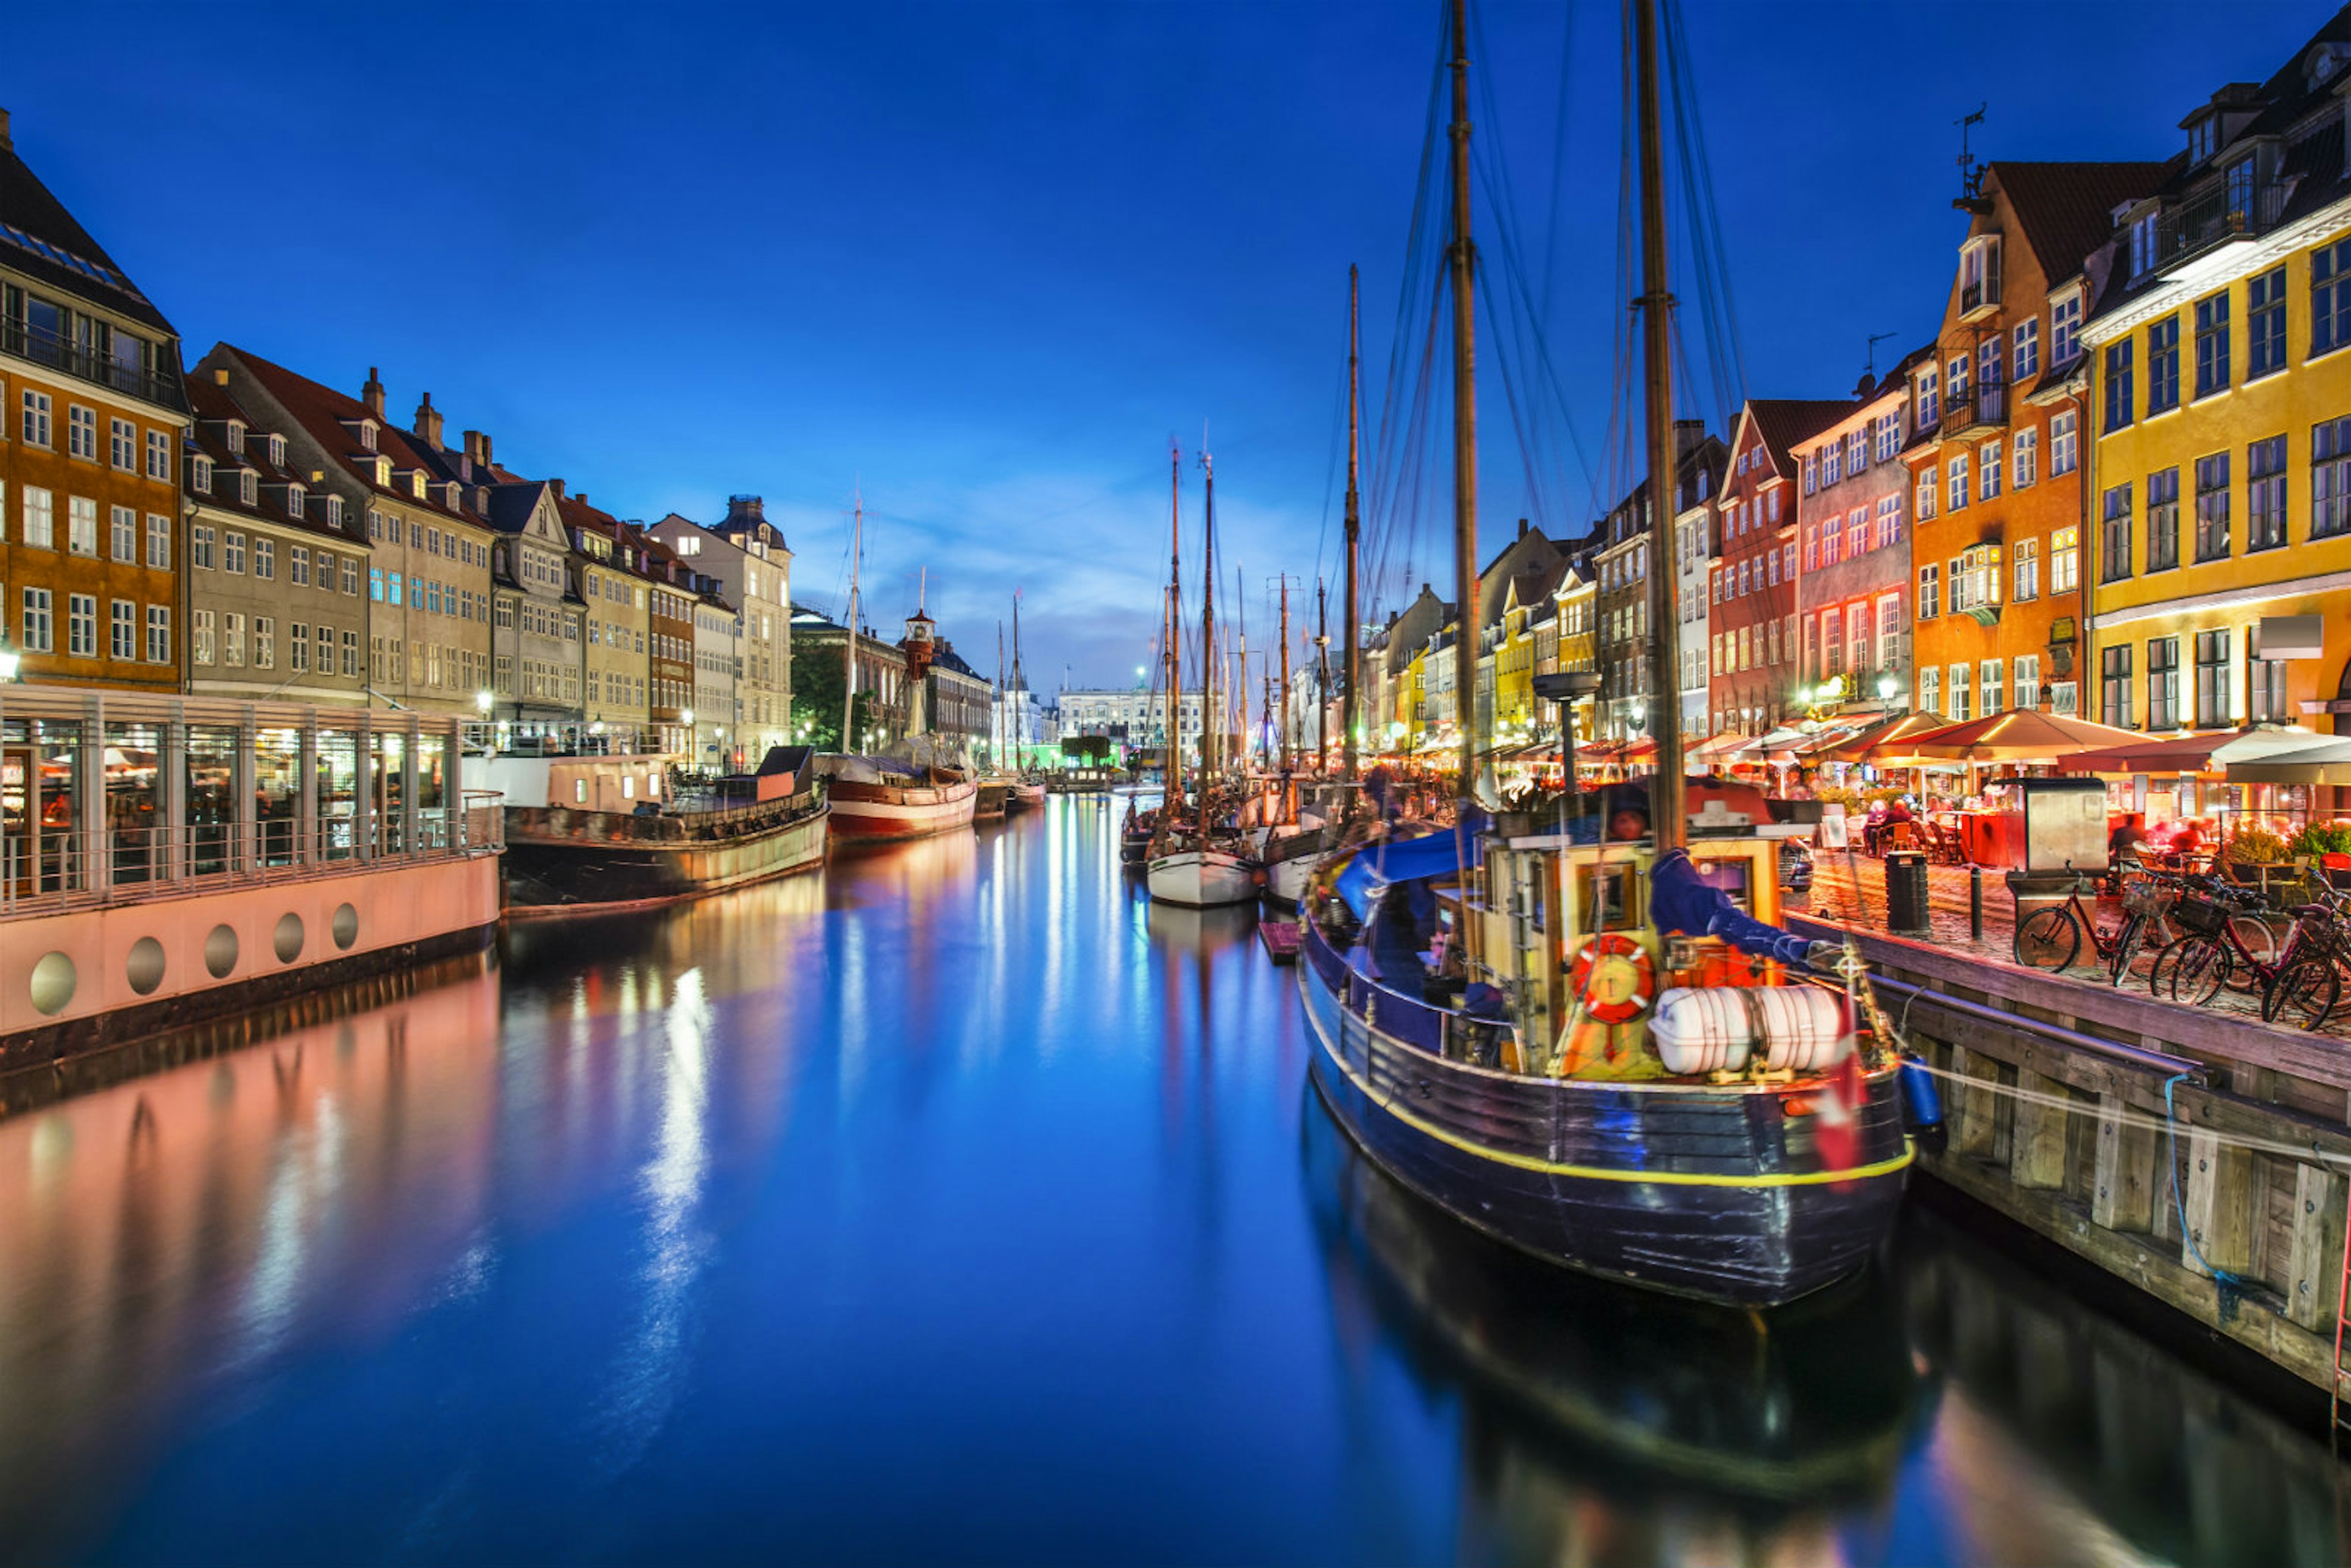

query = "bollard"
(1970, 865), (1984, 940)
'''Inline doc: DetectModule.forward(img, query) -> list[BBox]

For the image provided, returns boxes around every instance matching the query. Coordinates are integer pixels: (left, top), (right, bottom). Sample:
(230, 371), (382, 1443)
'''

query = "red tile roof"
(1990, 161), (2178, 285)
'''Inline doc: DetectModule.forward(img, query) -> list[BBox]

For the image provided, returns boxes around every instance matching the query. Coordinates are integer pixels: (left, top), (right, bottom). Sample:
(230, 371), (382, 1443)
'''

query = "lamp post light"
(0, 632), (20, 685)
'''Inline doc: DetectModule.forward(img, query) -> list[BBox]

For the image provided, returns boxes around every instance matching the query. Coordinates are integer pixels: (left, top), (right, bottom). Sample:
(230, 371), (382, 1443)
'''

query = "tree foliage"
(791, 644), (879, 752)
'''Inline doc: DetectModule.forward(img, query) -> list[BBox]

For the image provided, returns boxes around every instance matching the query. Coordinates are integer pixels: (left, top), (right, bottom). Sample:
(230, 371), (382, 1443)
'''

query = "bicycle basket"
(2173, 894), (2229, 937)
(2121, 882), (2171, 916)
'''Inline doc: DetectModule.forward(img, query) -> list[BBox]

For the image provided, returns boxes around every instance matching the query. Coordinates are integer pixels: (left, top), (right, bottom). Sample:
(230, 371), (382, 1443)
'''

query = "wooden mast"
(1277, 575), (1292, 779)
(1343, 264), (1363, 782)
(1199, 448), (1218, 841)
(1315, 577), (1331, 774)
(841, 487), (862, 752)
(1635, 0), (1685, 850)
(1445, 0), (1480, 806)
(1166, 443), (1182, 808)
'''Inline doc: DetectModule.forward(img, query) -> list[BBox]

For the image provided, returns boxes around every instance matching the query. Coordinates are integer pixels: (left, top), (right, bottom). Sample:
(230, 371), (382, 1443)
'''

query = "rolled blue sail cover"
(1649, 848), (1812, 966)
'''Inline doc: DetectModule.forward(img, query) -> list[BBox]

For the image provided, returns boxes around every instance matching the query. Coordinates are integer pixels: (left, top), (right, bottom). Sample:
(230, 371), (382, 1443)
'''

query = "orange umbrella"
(1834, 710), (1951, 764)
(1904, 709), (2143, 763)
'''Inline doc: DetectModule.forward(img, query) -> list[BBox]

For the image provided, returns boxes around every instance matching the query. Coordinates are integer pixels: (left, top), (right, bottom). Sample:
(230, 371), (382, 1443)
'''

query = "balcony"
(0, 317), (188, 411)
(1940, 382), (2008, 440)
(1959, 275), (2002, 323)
(2150, 178), (2285, 280)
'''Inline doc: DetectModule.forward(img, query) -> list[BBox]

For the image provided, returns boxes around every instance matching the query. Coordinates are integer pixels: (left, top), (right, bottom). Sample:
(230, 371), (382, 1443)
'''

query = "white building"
(689, 589), (741, 770)
(648, 497), (791, 763)
(1059, 687), (1204, 758)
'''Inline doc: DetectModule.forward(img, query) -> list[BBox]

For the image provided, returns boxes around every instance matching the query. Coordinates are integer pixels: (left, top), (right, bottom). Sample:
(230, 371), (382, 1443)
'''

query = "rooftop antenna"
(1866, 331), (1899, 378)
(1955, 103), (1988, 208)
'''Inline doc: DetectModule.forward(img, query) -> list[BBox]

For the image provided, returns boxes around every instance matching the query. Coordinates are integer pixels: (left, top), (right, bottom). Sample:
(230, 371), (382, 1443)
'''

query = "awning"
(1905, 710), (2144, 763)
(1335, 820), (1485, 920)
(1821, 710), (1948, 764)
(2058, 726), (2325, 776)
(1688, 732), (1758, 761)
(2225, 740), (2351, 787)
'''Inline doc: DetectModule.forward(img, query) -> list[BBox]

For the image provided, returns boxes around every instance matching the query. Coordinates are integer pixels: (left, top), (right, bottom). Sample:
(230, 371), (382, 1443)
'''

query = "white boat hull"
(1264, 851), (1325, 910)
(1147, 850), (1258, 907)
(827, 779), (979, 841)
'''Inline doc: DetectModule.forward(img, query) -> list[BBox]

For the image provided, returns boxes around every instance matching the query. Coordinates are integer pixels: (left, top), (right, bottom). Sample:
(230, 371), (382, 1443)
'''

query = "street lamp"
(474, 689), (492, 715)
(0, 632), (20, 684)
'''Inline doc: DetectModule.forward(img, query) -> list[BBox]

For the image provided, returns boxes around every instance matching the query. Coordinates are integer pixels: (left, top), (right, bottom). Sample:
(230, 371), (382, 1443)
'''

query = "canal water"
(2, 797), (2347, 1566)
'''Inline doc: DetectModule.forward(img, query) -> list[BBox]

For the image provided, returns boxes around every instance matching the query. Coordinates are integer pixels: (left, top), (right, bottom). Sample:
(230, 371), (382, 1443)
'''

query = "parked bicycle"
(2150, 881), (2344, 1030)
(2013, 862), (2180, 986)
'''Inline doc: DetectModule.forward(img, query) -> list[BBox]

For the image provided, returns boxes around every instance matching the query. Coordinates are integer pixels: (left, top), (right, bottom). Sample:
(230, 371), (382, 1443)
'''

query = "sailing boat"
(1149, 446), (1259, 908)
(1008, 592), (1046, 810)
(1294, 0), (1910, 1307)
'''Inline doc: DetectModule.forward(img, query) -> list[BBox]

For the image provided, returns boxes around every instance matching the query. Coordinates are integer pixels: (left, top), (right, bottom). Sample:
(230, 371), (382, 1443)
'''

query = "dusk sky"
(7, 1), (2330, 689)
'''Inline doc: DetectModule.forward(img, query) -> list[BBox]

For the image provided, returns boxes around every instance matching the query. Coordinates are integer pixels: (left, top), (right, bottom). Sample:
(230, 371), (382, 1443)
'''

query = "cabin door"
(1, 745), (34, 899)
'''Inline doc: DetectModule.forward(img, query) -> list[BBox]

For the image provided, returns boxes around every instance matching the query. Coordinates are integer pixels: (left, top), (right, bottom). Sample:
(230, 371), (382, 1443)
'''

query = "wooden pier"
(1794, 911), (2351, 1399)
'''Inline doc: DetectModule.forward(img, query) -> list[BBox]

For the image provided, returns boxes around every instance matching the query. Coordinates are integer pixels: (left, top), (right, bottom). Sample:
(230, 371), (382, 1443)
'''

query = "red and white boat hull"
(1147, 849), (1258, 907)
(827, 778), (980, 841)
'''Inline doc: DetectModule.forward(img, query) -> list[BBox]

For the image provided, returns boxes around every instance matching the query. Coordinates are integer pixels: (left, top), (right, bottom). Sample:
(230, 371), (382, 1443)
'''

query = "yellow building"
(1553, 563), (1598, 741)
(2084, 32), (2351, 746)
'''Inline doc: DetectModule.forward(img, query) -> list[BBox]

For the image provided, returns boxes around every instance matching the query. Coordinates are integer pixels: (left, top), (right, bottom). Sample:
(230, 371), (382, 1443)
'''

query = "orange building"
(0, 109), (187, 691)
(1903, 162), (2168, 724)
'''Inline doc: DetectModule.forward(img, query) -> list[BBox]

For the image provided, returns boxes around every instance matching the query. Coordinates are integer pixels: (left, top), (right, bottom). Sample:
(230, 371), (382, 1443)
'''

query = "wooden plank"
(2183, 1128), (2259, 1278)
(1951, 1045), (2002, 1160)
(2285, 1163), (2349, 1332)
(2092, 1092), (2158, 1233)
(2012, 1070), (2071, 1190)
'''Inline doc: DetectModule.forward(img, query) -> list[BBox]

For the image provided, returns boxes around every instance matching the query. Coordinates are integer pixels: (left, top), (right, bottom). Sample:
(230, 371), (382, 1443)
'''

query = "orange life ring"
(1570, 934), (1655, 1024)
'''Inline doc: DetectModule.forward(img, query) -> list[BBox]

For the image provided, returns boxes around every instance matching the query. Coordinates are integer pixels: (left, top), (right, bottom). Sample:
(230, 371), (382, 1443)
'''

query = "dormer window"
(359, 419), (378, 452)
(441, 481), (462, 509)
(267, 433), (286, 467)
(226, 419), (246, 454)
(2188, 115), (2216, 165)
(371, 455), (390, 486)
(324, 496), (345, 528)
(2129, 209), (2159, 279)
(1960, 235), (2002, 315)
(287, 483), (306, 517)
(190, 454), (213, 493)
(239, 469), (258, 506)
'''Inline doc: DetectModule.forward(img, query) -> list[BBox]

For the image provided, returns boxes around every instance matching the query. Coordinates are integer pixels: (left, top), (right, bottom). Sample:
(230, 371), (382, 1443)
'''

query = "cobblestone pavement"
(1791, 851), (2316, 1036)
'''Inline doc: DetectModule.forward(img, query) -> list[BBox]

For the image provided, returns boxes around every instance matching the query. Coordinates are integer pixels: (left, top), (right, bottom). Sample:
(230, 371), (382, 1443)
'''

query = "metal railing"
(1, 795), (503, 913)
(2151, 179), (2285, 275)
(0, 318), (189, 411)
(1940, 383), (2007, 435)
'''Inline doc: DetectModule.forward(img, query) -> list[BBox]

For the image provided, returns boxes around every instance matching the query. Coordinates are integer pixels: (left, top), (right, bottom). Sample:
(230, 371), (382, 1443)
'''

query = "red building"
(1707, 399), (1853, 735)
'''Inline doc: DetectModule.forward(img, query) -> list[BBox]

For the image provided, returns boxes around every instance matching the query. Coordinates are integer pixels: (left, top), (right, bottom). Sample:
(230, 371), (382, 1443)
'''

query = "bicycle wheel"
(2263, 956), (2341, 1032)
(2224, 914), (2278, 992)
(2106, 914), (2151, 986)
(2154, 936), (2230, 1005)
(2015, 906), (2081, 970)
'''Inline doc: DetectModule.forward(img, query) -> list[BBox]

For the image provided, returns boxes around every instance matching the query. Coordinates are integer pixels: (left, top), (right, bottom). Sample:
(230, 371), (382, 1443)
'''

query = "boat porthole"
(332, 904), (359, 950)
(126, 937), (167, 996)
(29, 952), (77, 1016)
(204, 925), (239, 980)
(274, 913), (306, 965)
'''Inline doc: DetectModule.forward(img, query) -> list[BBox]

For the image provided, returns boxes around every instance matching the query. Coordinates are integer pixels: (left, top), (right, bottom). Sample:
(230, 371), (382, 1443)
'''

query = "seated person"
(2108, 812), (2148, 859)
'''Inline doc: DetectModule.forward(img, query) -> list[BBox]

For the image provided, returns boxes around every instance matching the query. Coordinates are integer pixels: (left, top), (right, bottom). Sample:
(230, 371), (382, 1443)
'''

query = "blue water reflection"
(0, 796), (2342, 1564)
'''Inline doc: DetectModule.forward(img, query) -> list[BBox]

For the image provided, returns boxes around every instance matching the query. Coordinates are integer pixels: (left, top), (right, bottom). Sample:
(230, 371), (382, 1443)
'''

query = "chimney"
(549, 478), (566, 500)
(0, 108), (12, 152)
(462, 429), (493, 468)
(413, 391), (444, 449)
(575, 491), (587, 508)
(362, 367), (386, 419)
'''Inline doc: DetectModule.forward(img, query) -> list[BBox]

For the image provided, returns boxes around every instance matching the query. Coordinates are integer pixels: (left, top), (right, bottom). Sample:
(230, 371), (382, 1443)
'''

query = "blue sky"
(7, 1), (2332, 688)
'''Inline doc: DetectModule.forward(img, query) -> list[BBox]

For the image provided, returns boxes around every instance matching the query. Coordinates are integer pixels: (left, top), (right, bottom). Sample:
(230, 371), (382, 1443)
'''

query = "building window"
(342, 558), (358, 596)
(189, 524), (212, 569)
(254, 616), (274, 669)
(1845, 506), (1866, 558)
(2146, 316), (2180, 415)
(2013, 318), (2040, 382)
(2250, 266), (2287, 378)
(1948, 662), (1971, 723)
(146, 429), (170, 481)
(290, 544), (310, 587)
(2248, 434), (2287, 550)
(2147, 636), (2179, 729)
(1877, 595), (1902, 665)
(20, 389), (50, 447)
(2016, 653), (2041, 713)
(2194, 629), (2230, 727)
(2014, 427), (2038, 488)
(67, 495), (96, 555)
(239, 470), (257, 506)
(2101, 484), (2133, 581)
(1979, 440), (2001, 500)
(223, 611), (244, 667)
(2050, 409), (2078, 475)
(2052, 291), (2083, 364)
(193, 609), (214, 664)
(67, 594), (96, 657)
(146, 513), (170, 570)
(146, 606), (168, 664)
(2101, 643), (2132, 729)
(1948, 452), (1970, 512)
(2145, 468), (2179, 572)
(105, 599), (134, 659)
(109, 417), (134, 468)
(20, 587), (52, 652)
(222, 531), (245, 574)
(1979, 659), (2004, 715)
(2249, 628), (2291, 723)
(1919, 666), (1940, 715)
(2194, 292), (2231, 397)
(1915, 466), (1938, 521)
(2193, 452), (2230, 561)
(2013, 537), (2039, 602)
(2314, 416), (2351, 538)
(2103, 340), (2134, 431)
(342, 630), (359, 677)
(190, 454), (212, 493)
(2315, 239), (2351, 357)
(253, 538), (274, 580)
(291, 621), (310, 673)
(1918, 562), (1940, 620)
(2050, 526), (2079, 595)
(1821, 609), (1842, 675)
(67, 403), (96, 459)
(110, 505), (136, 563)
(1916, 368), (1939, 427)
(1875, 493), (1902, 548)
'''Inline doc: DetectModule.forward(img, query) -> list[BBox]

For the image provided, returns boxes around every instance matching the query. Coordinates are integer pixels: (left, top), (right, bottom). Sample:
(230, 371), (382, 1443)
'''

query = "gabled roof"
(0, 127), (174, 334)
(1990, 161), (2177, 287)
(1741, 399), (1856, 476)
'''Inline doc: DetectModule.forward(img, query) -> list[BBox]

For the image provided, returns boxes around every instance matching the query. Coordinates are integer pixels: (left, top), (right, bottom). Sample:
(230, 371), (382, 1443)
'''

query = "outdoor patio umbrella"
(1904, 710), (2143, 763)
(1687, 731), (1758, 763)
(2223, 740), (2351, 786)
(1829, 710), (1949, 765)
(2057, 726), (2326, 775)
